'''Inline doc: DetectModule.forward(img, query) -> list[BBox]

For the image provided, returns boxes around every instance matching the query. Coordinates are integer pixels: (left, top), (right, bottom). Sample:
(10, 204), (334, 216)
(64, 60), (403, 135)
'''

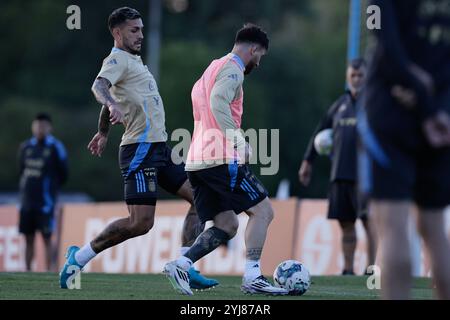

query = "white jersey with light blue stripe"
(97, 47), (168, 146)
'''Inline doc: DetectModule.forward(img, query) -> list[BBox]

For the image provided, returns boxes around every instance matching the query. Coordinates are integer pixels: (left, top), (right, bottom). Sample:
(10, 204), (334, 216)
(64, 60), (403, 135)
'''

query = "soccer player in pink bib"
(164, 24), (288, 296)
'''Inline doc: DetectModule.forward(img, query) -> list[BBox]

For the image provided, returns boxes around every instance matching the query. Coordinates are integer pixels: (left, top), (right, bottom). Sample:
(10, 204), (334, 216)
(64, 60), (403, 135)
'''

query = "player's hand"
(108, 104), (124, 125)
(423, 111), (450, 148)
(87, 132), (108, 157)
(299, 160), (312, 187)
(391, 85), (417, 109)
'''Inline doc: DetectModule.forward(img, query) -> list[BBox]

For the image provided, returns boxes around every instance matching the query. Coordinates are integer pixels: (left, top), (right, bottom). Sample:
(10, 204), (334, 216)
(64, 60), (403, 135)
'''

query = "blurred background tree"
(0, 0), (358, 201)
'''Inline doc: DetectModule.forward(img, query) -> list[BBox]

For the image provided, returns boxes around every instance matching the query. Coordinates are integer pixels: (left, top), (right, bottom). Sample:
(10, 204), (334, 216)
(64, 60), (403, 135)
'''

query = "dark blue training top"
(304, 91), (358, 182)
(18, 135), (68, 213)
(368, 0), (450, 119)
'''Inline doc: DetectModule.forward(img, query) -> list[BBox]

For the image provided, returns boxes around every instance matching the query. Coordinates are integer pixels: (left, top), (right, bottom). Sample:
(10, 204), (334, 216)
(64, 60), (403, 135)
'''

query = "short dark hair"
(348, 58), (366, 69)
(235, 23), (269, 51)
(34, 112), (52, 123)
(108, 7), (142, 32)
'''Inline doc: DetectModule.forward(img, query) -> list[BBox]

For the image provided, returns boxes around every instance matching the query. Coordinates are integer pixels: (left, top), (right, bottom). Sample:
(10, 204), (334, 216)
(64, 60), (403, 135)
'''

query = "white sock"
(74, 243), (97, 266)
(180, 246), (190, 256)
(244, 260), (261, 282)
(176, 255), (193, 271)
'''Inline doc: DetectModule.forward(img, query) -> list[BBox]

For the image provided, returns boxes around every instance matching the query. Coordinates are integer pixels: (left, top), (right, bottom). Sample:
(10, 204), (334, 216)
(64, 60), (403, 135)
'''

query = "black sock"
(184, 227), (230, 263)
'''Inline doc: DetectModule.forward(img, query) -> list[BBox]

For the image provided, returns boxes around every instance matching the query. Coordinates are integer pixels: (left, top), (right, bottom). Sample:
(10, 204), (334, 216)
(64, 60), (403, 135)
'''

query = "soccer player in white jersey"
(59, 7), (217, 290)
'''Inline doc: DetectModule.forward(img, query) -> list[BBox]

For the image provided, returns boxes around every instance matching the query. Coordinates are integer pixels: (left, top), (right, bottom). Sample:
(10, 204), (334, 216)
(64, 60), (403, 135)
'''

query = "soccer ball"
(273, 260), (311, 295)
(314, 128), (333, 156)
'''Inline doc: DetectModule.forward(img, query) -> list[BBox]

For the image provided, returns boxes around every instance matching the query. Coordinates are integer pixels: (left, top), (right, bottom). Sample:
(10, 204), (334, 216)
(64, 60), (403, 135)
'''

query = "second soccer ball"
(314, 128), (333, 156)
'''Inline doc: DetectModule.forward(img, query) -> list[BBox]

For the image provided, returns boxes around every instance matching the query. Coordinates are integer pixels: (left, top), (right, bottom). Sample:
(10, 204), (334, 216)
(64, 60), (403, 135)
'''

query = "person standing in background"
(18, 112), (68, 271)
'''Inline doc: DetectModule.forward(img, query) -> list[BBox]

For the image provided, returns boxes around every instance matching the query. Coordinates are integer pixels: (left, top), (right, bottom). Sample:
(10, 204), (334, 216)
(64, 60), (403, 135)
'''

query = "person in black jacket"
(360, 0), (450, 299)
(18, 113), (68, 271)
(299, 59), (376, 276)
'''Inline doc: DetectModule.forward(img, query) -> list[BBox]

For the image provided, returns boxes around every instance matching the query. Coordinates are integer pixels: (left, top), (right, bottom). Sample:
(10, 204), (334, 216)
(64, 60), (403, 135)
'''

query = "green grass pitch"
(0, 273), (434, 300)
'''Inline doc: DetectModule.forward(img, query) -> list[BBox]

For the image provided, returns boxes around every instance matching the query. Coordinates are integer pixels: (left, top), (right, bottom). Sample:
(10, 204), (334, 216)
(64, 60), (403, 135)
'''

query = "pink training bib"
(187, 54), (244, 165)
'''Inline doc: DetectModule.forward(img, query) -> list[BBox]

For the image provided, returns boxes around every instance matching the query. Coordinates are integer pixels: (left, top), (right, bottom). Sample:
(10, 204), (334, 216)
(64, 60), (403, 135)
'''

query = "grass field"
(0, 273), (435, 300)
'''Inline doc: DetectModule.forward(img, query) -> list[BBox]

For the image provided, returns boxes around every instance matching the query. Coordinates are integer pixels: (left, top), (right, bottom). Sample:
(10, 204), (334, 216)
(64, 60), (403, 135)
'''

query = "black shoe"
(342, 270), (355, 276)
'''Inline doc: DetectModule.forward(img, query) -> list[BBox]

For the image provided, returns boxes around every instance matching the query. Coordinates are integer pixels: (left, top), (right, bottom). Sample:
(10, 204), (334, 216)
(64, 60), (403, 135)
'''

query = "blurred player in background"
(360, 0), (450, 299)
(299, 59), (377, 276)
(163, 24), (288, 296)
(18, 113), (68, 271)
(59, 7), (217, 290)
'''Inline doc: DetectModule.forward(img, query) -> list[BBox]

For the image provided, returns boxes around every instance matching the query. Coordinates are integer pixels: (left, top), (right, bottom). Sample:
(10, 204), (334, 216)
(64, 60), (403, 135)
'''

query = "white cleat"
(241, 275), (289, 296)
(163, 261), (193, 296)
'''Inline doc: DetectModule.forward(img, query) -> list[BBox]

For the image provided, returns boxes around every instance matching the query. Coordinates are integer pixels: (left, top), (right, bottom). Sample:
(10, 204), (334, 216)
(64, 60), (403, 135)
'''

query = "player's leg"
(163, 166), (236, 295)
(59, 204), (156, 288)
(231, 165), (287, 295)
(188, 210), (238, 259)
(157, 145), (206, 250)
(240, 198), (287, 295)
(358, 187), (377, 274)
(24, 233), (35, 272)
(19, 209), (35, 272)
(361, 216), (377, 274)
(164, 210), (237, 295)
(42, 234), (52, 272)
(358, 92), (418, 297)
(76, 204), (155, 262)
(338, 220), (356, 275)
(91, 204), (156, 252)
(175, 180), (219, 289)
(175, 180), (204, 249)
(243, 197), (273, 281)
(359, 157), (414, 297)
(414, 140), (450, 299)
(371, 200), (412, 299)
(74, 143), (157, 259)
(157, 147), (219, 289)
(181, 210), (238, 267)
(242, 198), (288, 295)
(157, 158), (205, 250)
(60, 143), (158, 288)
(38, 209), (56, 272)
(328, 181), (358, 275)
(416, 209), (450, 299)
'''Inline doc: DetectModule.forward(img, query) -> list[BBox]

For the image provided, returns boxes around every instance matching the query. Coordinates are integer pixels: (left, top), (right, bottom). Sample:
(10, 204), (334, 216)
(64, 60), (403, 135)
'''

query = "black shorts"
(19, 208), (55, 237)
(359, 82), (450, 209)
(328, 180), (367, 222)
(119, 142), (187, 206)
(187, 164), (268, 223)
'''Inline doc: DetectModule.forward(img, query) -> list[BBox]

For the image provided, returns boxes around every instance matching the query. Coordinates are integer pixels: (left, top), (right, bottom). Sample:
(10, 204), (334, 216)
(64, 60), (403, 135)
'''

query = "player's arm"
(91, 77), (115, 107)
(303, 99), (337, 164)
(98, 105), (111, 136)
(54, 140), (68, 185)
(92, 53), (128, 125)
(17, 143), (26, 176)
(209, 69), (248, 161)
(91, 77), (123, 125)
(299, 99), (338, 186)
(87, 105), (110, 157)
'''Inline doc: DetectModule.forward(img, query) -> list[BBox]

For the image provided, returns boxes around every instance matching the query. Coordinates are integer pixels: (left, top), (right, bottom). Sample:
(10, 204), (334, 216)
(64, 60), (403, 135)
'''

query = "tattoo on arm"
(98, 105), (110, 136)
(91, 77), (116, 107)
(246, 248), (263, 260)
